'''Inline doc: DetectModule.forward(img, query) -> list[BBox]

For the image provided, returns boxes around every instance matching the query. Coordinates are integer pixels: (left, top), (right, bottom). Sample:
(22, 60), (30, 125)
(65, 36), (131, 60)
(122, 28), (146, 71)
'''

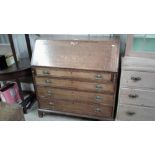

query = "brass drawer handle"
(131, 76), (141, 82)
(95, 74), (103, 80)
(96, 85), (103, 90)
(45, 79), (52, 83)
(95, 107), (101, 112)
(95, 96), (103, 101)
(47, 90), (52, 93)
(47, 93), (52, 96)
(128, 94), (138, 99)
(43, 70), (50, 75)
(49, 102), (54, 105)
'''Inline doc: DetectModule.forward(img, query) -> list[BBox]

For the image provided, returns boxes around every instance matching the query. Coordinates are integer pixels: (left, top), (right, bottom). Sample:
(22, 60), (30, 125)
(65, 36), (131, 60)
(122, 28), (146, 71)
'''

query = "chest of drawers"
(117, 57), (155, 121)
(31, 40), (120, 120)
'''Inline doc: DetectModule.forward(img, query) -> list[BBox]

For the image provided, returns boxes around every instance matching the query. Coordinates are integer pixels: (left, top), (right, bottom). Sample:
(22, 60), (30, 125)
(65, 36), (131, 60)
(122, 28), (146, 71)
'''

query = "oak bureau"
(31, 39), (120, 120)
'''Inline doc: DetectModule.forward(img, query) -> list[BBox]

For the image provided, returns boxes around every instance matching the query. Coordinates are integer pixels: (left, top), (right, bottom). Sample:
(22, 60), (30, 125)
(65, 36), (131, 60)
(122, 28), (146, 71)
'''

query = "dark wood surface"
(0, 58), (31, 80)
(31, 40), (119, 72)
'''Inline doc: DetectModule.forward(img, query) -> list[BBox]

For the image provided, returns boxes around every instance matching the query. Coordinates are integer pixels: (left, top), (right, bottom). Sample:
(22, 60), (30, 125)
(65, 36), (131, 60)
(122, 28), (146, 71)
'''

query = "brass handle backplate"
(95, 96), (103, 101)
(96, 85), (103, 91)
(95, 107), (101, 112)
(45, 79), (52, 83)
(95, 74), (103, 80)
(43, 70), (50, 75)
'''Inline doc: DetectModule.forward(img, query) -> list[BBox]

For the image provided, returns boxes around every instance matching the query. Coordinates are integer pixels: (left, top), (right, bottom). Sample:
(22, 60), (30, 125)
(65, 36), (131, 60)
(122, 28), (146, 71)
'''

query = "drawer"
(36, 87), (114, 105)
(35, 77), (114, 93)
(121, 70), (155, 89)
(119, 88), (155, 107)
(117, 104), (155, 121)
(39, 99), (113, 118)
(35, 68), (112, 82)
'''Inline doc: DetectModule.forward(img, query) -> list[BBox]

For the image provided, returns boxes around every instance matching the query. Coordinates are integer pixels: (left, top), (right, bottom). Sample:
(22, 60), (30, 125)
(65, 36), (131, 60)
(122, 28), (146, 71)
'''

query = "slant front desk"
(31, 39), (120, 120)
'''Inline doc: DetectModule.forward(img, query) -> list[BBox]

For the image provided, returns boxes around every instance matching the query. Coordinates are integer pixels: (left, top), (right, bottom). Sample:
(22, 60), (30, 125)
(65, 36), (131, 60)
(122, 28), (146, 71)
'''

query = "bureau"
(31, 39), (120, 120)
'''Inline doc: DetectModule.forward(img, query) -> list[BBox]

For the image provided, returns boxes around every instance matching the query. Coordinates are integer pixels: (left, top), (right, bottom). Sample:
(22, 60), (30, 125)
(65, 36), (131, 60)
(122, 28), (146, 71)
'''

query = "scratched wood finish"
(35, 67), (113, 82)
(39, 99), (113, 118)
(35, 77), (114, 93)
(31, 40), (119, 72)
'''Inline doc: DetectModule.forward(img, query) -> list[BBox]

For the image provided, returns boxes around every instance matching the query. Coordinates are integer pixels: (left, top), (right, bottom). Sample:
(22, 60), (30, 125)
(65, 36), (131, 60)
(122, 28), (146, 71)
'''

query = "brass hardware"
(47, 93), (52, 96)
(43, 70), (50, 75)
(96, 85), (102, 90)
(95, 96), (103, 101)
(131, 76), (141, 82)
(128, 94), (138, 98)
(126, 111), (135, 116)
(95, 107), (101, 112)
(95, 74), (103, 80)
(49, 102), (54, 105)
(47, 90), (52, 93)
(45, 79), (52, 83)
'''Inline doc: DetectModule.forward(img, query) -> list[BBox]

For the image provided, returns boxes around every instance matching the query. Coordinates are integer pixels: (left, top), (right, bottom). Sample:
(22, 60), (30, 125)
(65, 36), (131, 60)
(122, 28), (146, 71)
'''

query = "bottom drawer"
(117, 104), (155, 121)
(39, 99), (113, 119)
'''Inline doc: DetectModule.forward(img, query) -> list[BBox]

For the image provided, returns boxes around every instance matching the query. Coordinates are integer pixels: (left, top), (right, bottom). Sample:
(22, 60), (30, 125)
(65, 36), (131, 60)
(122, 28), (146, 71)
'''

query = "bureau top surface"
(31, 40), (119, 72)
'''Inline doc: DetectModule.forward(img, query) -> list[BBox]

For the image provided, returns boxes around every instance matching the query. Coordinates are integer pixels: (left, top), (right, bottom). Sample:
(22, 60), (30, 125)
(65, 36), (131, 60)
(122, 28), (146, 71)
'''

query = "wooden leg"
(16, 79), (27, 114)
(38, 111), (44, 118)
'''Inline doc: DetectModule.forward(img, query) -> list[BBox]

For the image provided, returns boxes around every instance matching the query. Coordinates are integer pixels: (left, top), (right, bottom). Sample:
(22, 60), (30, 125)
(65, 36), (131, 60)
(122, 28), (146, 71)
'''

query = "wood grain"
(39, 98), (113, 118)
(35, 77), (114, 93)
(31, 40), (119, 72)
(36, 86), (114, 105)
(35, 67), (113, 82)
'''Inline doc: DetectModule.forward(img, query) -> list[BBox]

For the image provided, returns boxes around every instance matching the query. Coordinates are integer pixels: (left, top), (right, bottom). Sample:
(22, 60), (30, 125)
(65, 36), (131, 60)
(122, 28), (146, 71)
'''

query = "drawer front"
(39, 99), (113, 118)
(35, 77), (114, 93)
(117, 104), (155, 121)
(35, 68), (112, 82)
(121, 70), (155, 89)
(119, 88), (155, 107)
(36, 87), (114, 105)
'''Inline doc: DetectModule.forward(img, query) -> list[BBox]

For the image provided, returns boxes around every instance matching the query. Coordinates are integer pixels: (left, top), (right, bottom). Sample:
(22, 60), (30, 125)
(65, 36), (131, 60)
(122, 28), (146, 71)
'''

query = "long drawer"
(36, 87), (114, 105)
(39, 99), (113, 118)
(121, 70), (155, 89)
(117, 104), (155, 121)
(119, 88), (155, 107)
(35, 77), (114, 93)
(35, 67), (113, 82)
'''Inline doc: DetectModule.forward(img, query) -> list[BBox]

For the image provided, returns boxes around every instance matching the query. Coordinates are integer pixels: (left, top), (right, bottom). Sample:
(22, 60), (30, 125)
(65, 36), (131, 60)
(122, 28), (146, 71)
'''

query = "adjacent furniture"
(117, 34), (155, 121)
(0, 34), (34, 113)
(31, 39), (120, 120)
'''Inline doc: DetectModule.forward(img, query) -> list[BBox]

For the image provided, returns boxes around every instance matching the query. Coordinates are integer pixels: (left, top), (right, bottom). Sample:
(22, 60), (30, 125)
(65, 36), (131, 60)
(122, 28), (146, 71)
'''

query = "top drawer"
(121, 70), (155, 89)
(34, 68), (113, 83)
